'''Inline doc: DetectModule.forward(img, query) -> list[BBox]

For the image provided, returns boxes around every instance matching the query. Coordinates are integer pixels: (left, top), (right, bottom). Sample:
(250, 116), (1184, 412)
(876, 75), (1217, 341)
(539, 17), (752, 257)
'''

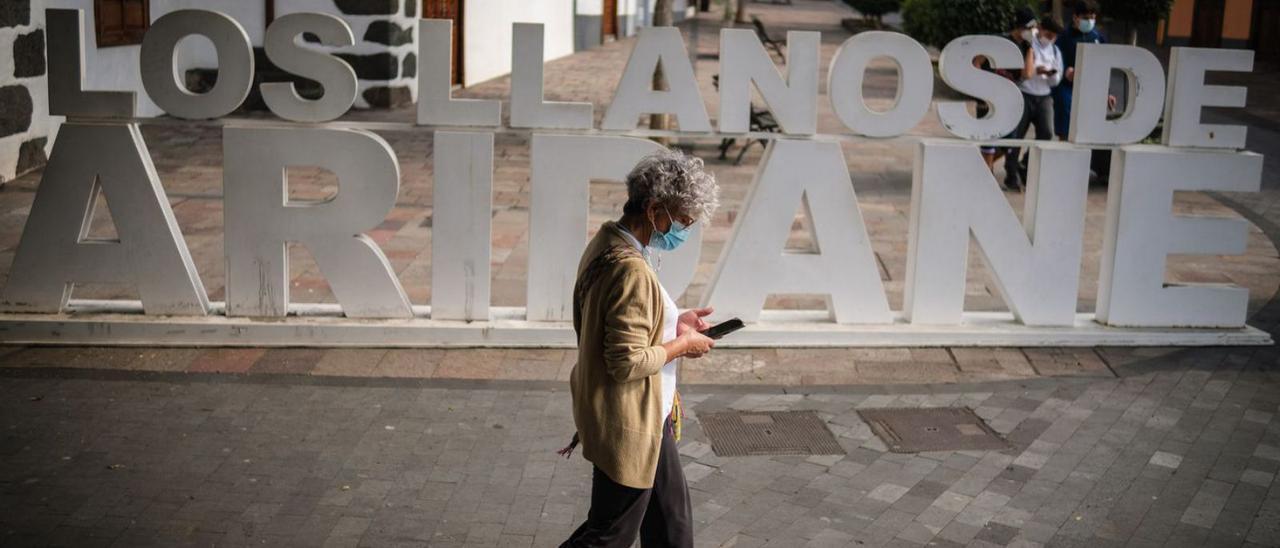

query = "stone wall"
(177, 0), (420, 109)
(276, 0), (418, 108)
(0, 0), (54, 183)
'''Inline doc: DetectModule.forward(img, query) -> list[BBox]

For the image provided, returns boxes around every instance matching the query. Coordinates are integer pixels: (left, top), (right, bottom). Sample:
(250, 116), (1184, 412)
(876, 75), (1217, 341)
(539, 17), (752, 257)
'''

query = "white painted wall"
(463, 0), (575, 87)
(622, 0), (647, 35)
(577, 0), (604, 15)
(572, 0), (644, 18)
(0, 6), (57, 182)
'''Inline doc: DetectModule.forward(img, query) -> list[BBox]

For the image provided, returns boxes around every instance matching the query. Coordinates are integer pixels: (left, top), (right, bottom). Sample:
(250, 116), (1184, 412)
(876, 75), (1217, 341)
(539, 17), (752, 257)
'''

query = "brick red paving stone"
(311, 349), (388, 377)
(433, 349), (506, 379)
(0, 347), (85, 368)
(496, 349), (572, 381)
(186, 348), (266, 374)
(250, 348), (325, 375)
(372, 348), (445, 378)
(123, 348), (203, 372)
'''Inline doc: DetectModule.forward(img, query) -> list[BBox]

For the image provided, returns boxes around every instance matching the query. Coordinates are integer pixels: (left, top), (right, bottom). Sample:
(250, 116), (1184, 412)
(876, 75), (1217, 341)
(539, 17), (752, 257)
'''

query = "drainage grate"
(857, 407), (1009, 453)
(699, 410), (845, 457)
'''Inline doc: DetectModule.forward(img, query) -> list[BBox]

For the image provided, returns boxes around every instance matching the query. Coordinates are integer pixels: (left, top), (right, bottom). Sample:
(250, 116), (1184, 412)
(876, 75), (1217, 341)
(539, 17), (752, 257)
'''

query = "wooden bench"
(712, 74), (783, 165)
(751, 15), (786, 60)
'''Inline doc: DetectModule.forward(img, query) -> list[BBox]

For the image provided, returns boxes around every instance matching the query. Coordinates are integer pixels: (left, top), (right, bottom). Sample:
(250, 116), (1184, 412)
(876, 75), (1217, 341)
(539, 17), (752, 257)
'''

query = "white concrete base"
(0, 301), (1271, 348)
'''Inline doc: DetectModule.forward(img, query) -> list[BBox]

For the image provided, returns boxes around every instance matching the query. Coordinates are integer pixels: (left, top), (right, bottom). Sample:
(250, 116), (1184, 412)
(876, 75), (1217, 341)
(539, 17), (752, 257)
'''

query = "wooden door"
(602, 0), (618, 42)
(1254, 0), (1280, 61)
(1191, 0), (1225, 48)
(424, 0), (464, 85)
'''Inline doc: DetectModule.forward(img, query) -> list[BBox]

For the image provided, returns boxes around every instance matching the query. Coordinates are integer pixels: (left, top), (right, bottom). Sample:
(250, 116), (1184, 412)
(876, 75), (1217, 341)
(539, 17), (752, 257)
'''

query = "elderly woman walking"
(559, 150), (720, 548)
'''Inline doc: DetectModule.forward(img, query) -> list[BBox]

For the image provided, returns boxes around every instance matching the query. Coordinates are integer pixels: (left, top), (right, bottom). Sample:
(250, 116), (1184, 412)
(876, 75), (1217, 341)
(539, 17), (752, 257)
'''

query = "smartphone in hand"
(702, 318), (745, 340)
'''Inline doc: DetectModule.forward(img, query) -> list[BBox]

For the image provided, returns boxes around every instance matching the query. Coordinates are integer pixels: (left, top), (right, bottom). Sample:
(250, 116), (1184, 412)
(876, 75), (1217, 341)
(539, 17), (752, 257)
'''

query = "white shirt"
(1020, 39), (1063, 97)
(617, 228), (680, 421)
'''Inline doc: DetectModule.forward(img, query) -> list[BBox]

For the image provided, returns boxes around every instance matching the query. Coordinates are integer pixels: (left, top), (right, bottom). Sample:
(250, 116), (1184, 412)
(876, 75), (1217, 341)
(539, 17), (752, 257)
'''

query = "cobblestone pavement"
(3, 1), (1280, 547)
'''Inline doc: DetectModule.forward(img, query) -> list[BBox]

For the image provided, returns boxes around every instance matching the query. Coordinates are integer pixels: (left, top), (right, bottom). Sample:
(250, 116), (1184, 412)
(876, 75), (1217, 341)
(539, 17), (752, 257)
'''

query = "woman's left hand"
(676, 307), (714, 336)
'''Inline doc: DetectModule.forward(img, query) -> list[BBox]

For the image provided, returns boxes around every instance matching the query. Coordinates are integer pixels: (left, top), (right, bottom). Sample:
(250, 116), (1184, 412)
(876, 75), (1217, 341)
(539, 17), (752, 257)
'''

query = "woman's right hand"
(679, 330), (715, 359)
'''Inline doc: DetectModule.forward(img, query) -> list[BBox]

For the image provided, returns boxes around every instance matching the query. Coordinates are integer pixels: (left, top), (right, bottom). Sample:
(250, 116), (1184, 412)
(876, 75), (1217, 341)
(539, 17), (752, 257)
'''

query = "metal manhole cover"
(699, 410), (845, 457)
(857, 407), (1009, 453)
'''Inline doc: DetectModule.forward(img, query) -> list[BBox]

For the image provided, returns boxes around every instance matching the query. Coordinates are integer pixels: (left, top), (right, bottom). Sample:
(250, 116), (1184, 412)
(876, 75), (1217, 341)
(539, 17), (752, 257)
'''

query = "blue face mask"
(1077, 18), (1096, 34)
(648, 207), (692, 251)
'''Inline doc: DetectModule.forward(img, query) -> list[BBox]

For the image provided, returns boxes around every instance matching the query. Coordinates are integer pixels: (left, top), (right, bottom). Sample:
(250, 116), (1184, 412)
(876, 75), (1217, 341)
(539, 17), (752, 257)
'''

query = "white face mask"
(1020, 28), (1038, 42)
(1039, 36), (1055, 48)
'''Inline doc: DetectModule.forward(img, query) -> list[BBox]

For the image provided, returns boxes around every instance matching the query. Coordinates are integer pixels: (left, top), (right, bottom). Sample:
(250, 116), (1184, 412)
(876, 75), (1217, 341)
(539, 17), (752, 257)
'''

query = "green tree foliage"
(843, 0), (902, 28)
(902, 0), (1037, 47)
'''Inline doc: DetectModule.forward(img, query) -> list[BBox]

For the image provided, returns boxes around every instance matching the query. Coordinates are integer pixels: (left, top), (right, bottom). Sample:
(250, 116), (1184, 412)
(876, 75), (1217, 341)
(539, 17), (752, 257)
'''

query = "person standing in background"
(1053, 0), (1110, 140)
(998, 7), (1059, 192)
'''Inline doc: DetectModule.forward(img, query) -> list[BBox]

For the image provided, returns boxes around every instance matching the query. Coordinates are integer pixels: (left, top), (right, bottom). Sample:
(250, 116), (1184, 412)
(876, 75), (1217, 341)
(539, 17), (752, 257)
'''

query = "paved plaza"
(2, 1), (1280, 547)
(2, 344), (1280, 547)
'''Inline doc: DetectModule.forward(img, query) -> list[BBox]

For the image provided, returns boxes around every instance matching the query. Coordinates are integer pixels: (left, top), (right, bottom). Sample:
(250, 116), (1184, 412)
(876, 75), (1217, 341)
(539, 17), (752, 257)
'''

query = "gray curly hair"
(622, 149), (720, 224)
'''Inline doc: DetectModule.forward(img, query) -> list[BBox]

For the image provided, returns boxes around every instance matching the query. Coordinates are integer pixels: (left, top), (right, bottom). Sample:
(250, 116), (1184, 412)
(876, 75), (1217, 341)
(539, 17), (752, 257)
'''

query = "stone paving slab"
(0, 344), (1125, 385)
(0, 343), (1277, 548)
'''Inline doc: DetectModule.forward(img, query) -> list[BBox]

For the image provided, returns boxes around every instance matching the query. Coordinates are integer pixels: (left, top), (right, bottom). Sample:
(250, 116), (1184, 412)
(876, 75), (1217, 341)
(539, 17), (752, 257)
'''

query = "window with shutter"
(95, 0), (150, 48)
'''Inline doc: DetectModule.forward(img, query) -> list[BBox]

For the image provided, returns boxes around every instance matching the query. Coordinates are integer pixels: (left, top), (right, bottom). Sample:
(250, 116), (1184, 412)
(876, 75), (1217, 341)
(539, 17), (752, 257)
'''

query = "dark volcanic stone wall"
(1, 0), (51, 183)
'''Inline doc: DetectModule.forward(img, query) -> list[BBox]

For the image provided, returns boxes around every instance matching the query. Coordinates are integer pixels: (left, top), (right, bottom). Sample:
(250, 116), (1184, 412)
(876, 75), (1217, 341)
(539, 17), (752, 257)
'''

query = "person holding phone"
(1002, 10), (1064, 190)
(560, 149), (719, 548)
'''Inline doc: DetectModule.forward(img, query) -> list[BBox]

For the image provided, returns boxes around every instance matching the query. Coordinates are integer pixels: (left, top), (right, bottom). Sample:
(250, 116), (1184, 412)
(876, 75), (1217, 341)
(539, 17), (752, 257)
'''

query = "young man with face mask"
(1053, 0), (1108, 140)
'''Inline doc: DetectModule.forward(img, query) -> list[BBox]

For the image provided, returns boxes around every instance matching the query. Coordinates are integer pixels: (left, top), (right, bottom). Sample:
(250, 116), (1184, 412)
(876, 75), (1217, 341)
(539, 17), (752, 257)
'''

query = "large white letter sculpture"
(1, 124), (208, 315)
(1096, 146), (1264, 327)
(936, 35), (1025, 140)
(261, 13), (358, 123)
(510, 23), (593, 129)
(526, 135), (703, 321)
(904, 141), (1090, 326)
(1069, 44), (1165, 145)
(602, 27), (711, 132)
(718, 29), (819, 135)
(828, 31), (933, 137)
(418, 19), (501, 126)
(46, 9), (135, 118)
(703, 140), (890, 324)
(140, 10), (254, 120)
(223, 127), (412, 318)
(1162, 47), (1253, 150)
(432, 132), (495, 321)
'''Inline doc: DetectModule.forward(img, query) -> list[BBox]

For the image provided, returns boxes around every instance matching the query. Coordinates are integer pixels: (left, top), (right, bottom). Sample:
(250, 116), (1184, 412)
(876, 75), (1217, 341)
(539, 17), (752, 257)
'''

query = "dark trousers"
(1004, 92), (1055, 186)
(1051, 84), (1113, 182)
(561, 419), (693, 548)
(1052, 84), (1072, 139)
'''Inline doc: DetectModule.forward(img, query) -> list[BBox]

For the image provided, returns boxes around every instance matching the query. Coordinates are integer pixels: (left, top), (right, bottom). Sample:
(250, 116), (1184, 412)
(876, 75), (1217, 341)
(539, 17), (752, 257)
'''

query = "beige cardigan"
(569, 221), (669, 489)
